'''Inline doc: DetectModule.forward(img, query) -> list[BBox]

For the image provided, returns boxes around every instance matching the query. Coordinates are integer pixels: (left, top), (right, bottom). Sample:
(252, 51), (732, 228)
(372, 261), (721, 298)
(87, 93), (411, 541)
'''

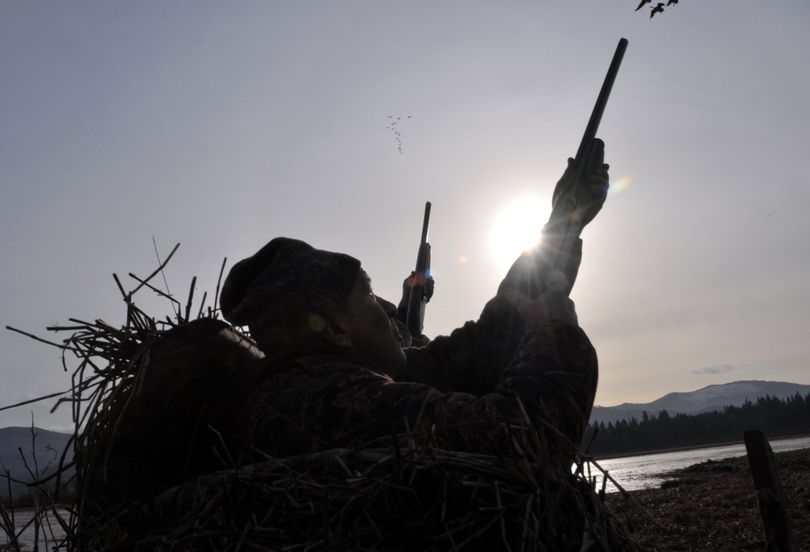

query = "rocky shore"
(607, 448), (809, 551)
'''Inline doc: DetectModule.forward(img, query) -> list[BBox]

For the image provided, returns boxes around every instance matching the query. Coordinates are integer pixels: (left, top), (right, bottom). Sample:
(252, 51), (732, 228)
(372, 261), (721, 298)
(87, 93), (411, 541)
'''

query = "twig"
(213, 257), (228, 318)
(128, 242), (180, 298)
(0, 390), (70, 414)
(5, 326), (78, 352)
(127, 272), (182, 306)
(183, 276), (197, 323)
(152, 236), (178, 317)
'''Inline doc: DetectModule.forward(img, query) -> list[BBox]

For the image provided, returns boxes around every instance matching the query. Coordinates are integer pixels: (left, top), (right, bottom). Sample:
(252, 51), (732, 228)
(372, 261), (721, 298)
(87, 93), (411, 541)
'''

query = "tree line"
(585, 392), (810, 456)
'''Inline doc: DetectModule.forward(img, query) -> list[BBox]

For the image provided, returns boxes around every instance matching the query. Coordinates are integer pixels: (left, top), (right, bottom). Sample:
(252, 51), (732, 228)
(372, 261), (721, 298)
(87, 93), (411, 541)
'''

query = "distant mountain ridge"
(590, 380), (810, 425)
(0, 426), (72, 499)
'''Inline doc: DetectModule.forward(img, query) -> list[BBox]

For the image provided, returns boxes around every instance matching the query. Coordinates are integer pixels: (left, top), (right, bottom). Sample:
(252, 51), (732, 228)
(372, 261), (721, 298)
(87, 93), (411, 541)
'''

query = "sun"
(489, 194), (552, 273)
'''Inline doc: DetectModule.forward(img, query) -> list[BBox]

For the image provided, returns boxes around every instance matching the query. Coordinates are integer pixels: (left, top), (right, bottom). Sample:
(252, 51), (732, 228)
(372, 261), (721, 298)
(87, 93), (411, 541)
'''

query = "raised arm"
(402, 142), (608, 393)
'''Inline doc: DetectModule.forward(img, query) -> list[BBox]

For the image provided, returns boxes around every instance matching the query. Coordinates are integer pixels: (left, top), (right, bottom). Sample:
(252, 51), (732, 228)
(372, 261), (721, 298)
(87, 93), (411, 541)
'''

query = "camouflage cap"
(220, 238), (361, 326)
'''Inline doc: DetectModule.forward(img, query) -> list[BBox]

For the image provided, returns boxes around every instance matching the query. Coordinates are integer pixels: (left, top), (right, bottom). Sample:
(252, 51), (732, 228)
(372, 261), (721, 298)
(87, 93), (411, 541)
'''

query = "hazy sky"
(2, 1), (809, 430)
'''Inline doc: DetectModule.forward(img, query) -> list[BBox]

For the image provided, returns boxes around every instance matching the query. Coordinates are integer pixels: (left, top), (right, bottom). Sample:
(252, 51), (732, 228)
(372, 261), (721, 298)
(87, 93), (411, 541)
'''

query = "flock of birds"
(382, 2), (677, 153)
(636, 0), (678, 18)
(386, 114), (412, 154)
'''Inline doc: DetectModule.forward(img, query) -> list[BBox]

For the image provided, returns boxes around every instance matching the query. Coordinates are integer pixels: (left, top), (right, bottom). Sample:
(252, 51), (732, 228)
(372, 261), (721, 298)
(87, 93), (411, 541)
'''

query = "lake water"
(2, 507), (70, 551)
(592, 435), (810, 493)
(6, 436), (808, 548)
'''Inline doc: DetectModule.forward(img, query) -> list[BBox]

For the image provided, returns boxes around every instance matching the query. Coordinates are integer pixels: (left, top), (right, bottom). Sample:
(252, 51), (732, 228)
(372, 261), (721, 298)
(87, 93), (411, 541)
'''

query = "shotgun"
(543, 38), (628, 291)
(507, 38), (628, 300)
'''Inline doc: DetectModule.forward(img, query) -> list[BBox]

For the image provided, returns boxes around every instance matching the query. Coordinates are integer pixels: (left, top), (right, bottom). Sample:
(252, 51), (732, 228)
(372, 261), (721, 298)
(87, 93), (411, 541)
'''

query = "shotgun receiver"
(404, 201), (432, 336)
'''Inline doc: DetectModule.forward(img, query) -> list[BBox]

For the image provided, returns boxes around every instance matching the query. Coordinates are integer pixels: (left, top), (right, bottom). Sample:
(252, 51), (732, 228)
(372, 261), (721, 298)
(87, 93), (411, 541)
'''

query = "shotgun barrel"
(544, 37), (628, 291)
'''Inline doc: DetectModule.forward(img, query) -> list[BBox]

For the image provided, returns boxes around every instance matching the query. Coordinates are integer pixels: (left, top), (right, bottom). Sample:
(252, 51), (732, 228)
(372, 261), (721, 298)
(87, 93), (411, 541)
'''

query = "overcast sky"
(2, 1), (809, 431)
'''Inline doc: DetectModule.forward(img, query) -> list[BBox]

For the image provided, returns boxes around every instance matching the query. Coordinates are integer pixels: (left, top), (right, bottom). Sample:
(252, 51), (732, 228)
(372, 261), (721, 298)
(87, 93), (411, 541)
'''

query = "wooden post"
(743, 430), (795, 552)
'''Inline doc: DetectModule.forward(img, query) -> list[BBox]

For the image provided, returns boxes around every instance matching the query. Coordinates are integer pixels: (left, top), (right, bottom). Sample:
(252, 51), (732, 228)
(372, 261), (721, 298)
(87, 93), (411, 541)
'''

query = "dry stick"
(0, 499), (22, 552)
(44, 325), (87, 332)
(28, 461), (76, 490)
(0, 390), (70, 414)
(585, 457), (666, 530)
(128, 273), (182, 306)
(3, 471), (16, 527)
(28, 421), (40, 480)
(9, 442), (47, 532)
(152, 235), (179, 318)
(70, 360), (83, 428)
(0, 470), (34, 487)
(213, 257), (228, 317)
(363, 510), (384, 544)
(128, 242), (180, 297)
(48, 506), (76, 546)
(7, 511), (48, 549)
(112, 273), (129, 303)
(453, 516), (499, 549)
(39, 505), (69, 548)
(128, 306), (156, 333)
(5, 326), (79, 352)
(183, 276), (197, 323)
(65, 318), (115, 334)
(97, 346), (155, 480)
(197, 291), (208, 320)
(494, 480), (514, 552)
(519, 494), (534, 552)
(60, 347), (71, 376)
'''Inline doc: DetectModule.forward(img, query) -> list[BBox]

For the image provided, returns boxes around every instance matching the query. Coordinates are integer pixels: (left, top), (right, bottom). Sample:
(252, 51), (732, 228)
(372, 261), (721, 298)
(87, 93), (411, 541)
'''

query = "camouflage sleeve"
(494, 236), (583, 299)
(400, 295), (525, 395)
(404, 321), (597, 452)
(251, 321), (597, 457)
(495, 321), (598, 451)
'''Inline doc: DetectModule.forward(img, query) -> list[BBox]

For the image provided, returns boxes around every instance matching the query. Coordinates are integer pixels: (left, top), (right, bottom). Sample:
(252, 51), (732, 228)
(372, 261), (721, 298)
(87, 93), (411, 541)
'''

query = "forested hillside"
(586, 392), (810, 456)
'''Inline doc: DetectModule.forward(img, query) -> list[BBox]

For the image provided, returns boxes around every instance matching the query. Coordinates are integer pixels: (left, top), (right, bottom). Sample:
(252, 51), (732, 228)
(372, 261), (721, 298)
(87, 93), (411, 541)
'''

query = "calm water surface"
(594, 435), (810, 492)
(3, 507), (70, 551)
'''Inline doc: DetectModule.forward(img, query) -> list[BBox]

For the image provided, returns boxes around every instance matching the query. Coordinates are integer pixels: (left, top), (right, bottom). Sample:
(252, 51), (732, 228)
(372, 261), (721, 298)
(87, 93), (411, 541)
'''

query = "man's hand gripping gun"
(403, 202), (432, 337)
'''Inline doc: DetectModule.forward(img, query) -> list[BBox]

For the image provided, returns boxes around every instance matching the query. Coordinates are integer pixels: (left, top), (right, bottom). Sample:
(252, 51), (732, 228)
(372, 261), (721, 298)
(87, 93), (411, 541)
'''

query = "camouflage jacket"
(248, 294), (597, 460)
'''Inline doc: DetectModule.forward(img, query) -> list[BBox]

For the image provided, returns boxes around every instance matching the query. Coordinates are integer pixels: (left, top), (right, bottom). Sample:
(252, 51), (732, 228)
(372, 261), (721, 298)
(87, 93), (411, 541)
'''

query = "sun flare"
(610, 175), (632, 194)
(489, 194), (551, 273)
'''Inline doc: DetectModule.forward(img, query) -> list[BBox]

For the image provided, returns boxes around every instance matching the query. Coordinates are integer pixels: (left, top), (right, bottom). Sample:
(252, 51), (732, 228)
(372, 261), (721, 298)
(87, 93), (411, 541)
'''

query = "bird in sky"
(385, 113), (414, 154)
(650, 3), (665, 17)
(666, 0), (678, 4)
(635, 0), (651, 11)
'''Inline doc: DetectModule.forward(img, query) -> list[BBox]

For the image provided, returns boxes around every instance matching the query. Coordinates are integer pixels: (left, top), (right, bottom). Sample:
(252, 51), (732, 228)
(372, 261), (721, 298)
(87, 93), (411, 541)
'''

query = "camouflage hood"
(220, 237), (361, 326)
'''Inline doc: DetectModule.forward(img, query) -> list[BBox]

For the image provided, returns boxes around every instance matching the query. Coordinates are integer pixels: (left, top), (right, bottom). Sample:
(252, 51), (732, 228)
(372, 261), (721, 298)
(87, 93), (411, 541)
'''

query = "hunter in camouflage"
(73, 141), (619, 550)
(220, 239), (596, 465)
(219, 143), (609, 465)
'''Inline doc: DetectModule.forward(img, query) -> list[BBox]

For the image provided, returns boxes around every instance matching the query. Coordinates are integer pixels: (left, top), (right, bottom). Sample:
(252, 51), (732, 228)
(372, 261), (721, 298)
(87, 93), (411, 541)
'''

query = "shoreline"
(607, 447), (810, 550)
(593, 432), (810, 460)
